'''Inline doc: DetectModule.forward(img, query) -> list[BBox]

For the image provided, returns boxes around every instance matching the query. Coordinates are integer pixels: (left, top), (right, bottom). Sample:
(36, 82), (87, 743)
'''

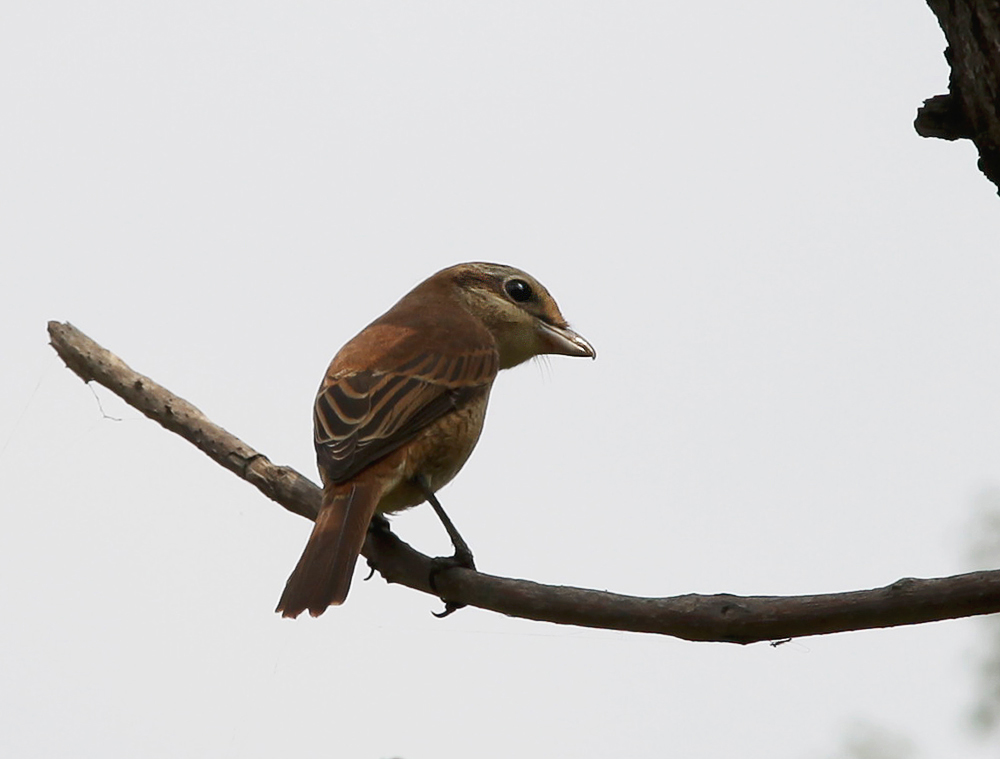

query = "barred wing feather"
(313, 347), (497, 483)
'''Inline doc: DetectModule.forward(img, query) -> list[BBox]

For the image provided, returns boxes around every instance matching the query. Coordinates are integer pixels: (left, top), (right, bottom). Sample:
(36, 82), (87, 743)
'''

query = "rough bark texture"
(917, 0), (1000, 193)
(48, 321), (1000, 643)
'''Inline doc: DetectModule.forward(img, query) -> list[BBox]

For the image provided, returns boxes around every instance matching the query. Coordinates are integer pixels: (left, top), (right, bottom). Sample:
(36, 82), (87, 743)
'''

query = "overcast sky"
(3, 2), (1000, 758)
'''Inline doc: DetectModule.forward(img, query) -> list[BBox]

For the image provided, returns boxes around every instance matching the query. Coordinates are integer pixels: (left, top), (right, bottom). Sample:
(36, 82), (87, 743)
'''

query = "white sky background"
(2, 2), (999, 757)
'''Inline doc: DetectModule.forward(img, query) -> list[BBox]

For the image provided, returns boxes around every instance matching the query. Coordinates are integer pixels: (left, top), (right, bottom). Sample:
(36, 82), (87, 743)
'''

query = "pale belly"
(374, 392), (490, 514)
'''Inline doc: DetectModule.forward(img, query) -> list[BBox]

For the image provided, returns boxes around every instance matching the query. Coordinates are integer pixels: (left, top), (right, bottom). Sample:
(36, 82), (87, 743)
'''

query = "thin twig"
(47, 320), (1000, 642)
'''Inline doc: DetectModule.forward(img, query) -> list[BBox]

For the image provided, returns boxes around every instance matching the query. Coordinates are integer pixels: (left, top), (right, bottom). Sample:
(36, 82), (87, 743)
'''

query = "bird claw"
(428, 550), (476, 587)
(427, 550), (476, 617)
(432, 600), (465, 618)
(364, 516), (393, 581)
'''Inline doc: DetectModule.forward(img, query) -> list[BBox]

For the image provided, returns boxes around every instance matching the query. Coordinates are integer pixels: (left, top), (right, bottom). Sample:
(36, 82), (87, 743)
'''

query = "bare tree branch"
(48, 320), (1000, 643)
(917, 0), (1000, 194)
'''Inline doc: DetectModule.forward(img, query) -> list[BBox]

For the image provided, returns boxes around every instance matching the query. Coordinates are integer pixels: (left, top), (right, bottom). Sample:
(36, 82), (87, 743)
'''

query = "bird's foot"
(363, 515), (393, 581)
(428, 547), (476, 618)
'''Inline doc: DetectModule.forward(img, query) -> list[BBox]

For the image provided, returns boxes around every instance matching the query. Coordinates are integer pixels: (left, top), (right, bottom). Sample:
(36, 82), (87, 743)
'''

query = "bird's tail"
(276, 480), (382, 618)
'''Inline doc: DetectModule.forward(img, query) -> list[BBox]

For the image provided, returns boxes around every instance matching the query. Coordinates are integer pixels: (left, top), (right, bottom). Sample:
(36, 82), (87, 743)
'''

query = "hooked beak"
(537, 321), (597, 360)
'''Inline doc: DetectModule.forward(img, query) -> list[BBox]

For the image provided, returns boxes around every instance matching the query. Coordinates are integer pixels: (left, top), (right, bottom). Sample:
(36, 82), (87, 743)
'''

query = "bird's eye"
(504, 279), (533, 303)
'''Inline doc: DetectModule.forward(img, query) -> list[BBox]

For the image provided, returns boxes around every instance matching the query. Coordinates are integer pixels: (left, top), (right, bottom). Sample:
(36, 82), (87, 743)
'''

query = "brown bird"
(276, 262), (595, 618)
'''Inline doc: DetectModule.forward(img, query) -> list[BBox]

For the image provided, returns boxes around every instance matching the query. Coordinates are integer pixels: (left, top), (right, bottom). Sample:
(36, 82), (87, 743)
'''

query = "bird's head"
(440, 262), (596, 369)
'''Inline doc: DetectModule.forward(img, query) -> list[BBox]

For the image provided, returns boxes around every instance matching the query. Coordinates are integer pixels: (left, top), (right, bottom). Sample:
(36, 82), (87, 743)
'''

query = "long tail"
(275, 480), (382, 618)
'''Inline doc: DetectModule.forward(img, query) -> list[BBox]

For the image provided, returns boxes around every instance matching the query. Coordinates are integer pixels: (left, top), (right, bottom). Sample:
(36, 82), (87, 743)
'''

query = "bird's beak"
(537, 321), (596, 359)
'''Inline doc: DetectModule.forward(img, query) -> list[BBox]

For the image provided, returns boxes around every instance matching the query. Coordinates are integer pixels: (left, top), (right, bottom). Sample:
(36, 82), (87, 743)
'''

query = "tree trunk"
(917, 0), (1000, 194)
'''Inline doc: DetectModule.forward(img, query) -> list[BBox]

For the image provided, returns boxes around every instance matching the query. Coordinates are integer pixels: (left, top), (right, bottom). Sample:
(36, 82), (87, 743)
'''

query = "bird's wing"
(313, 346), (498, 483)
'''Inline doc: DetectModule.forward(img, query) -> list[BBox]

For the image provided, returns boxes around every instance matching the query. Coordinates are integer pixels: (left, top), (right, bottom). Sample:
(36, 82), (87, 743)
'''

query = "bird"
(276, 262), (595, 618)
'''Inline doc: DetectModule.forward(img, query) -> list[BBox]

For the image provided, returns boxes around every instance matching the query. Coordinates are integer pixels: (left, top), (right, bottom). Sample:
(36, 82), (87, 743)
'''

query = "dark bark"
(917, 0), (1000, 193)
(48, 321), (1000, 643)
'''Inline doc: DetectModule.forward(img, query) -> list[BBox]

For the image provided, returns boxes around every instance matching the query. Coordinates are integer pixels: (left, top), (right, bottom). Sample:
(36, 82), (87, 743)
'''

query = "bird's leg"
(363, 514), (393, 581)
(419, 481), (476, 570)
(415, 475), (476, 617)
